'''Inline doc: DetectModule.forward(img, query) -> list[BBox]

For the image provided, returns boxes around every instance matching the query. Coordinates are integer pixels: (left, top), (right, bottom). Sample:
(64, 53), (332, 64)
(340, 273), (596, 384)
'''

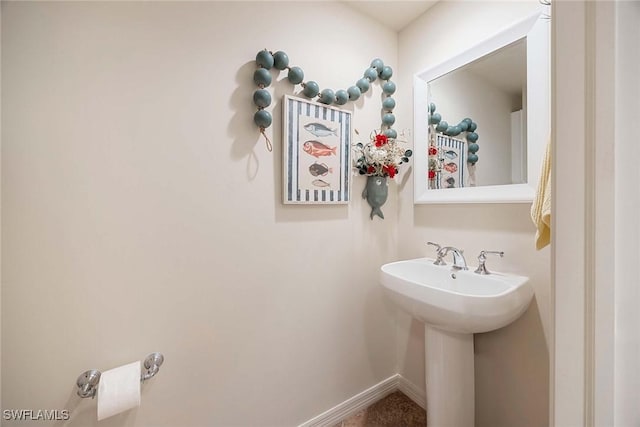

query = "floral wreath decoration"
(352, 131), (412, 179)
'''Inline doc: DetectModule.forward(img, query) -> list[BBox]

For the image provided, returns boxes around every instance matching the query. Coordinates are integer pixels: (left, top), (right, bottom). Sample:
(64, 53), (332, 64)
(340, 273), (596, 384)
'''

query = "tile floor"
(333, 391), (426, 427)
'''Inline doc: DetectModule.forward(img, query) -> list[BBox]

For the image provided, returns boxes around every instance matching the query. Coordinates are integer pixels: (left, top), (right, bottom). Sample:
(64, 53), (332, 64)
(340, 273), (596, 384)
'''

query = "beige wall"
(396, 2), (551, 427)
(1, 2), (399, 426)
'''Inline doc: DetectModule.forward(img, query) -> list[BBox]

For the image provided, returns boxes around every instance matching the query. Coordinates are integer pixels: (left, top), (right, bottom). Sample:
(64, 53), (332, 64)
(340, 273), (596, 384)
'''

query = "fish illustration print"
(304, 123), (337, 138)
(443, 162), (458, 173)
(308, 162), (333, 177)
(444, 150), (458, 159)
(445, 176), (456, 188)
(312, 179), (331, 188)
(303, 140), (337, 158)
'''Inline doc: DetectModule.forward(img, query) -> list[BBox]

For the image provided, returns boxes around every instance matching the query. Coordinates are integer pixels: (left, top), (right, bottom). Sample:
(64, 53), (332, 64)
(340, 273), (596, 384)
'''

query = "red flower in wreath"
(375, 134), (388, 147)
(367, 165), (376, 174)
(428, 146), (438, 156)
(383, 165), (397, 178)
(428, 170), (436, 180)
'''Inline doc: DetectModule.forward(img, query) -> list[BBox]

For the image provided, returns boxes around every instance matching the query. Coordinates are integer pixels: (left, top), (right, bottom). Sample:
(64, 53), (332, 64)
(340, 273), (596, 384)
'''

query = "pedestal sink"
(380, 257), (533, 427)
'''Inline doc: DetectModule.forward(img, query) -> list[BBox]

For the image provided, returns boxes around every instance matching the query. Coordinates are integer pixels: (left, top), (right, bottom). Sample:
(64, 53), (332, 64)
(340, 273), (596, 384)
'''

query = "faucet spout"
(438, 247), (468, 270)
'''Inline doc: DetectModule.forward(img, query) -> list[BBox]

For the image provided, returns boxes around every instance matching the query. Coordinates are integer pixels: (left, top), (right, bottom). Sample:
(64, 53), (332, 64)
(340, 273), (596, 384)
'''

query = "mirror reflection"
(427, 39), (527, 188)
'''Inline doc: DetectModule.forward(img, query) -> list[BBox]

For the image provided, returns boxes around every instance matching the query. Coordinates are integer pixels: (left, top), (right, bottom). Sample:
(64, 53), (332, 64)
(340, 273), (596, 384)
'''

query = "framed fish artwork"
(434, 134), (466, 189)
(282, 95), (352, 204)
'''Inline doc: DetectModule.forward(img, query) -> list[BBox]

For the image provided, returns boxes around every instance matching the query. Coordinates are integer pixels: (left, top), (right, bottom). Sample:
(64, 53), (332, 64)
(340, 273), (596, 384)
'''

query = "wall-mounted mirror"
(413, 11), (549, 204)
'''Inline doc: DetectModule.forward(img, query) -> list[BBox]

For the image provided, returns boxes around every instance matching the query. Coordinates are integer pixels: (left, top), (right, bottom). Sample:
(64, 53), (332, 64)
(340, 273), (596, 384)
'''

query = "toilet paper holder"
(76, 352), (164, 398)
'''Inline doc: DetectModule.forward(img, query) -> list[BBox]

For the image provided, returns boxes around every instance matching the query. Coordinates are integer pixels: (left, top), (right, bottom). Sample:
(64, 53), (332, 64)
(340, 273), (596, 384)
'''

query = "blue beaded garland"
(383, 129), (397, 139)
(371, 58), (384, 73)
(436, 121), (448, 133)
(382, 97), (396, 111)
(382, 81), (396, 95)
(356, 78), (370, 93)
(335, 90), (349, 105)
(256, 50), (274, 69)
(251, 52), (400, 144)
(287, 67), (304, 84)
(347, 85), (361, 101)
(379, 66), (393, 80)
(253, 89), (272, 108)
(428, 102), (480, 167)
(429, 112), (442, 125)
(319, 89), (335, 105)
(253, 68), (272, 87)
(444, 126), (455, 136)
(364, 67), (378, 82)
(273, 51), (289, 70)
(302, 81), (319, 98)
(254, 110), (272, 128)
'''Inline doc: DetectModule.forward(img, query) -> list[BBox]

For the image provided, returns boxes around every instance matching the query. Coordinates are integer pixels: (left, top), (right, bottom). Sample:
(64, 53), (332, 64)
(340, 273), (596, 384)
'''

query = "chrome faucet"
(438, 246), (468, 270)
(474, 250), (504, 275)
(427, 242), (447, 265)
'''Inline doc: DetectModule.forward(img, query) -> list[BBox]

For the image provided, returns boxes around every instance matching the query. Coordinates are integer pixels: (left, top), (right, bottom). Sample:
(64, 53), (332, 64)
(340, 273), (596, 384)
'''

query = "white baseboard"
(397, 375), (427, 410)
(297, 374), (426, 427)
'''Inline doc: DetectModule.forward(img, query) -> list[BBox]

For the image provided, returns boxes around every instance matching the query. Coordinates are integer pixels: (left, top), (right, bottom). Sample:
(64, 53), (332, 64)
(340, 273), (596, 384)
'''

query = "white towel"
(531, 139), (551, 250)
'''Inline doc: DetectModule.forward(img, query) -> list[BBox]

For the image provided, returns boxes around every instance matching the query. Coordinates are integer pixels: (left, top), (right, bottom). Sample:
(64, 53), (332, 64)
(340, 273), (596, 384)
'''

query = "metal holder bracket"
(76, 352), (164, 398)
(76, 370), (101, 398)
(141, 352), (164, 383)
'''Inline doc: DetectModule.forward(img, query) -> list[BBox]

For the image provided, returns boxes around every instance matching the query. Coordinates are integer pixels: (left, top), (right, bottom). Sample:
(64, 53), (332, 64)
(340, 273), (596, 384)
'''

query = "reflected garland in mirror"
(427, 102), (480, 189)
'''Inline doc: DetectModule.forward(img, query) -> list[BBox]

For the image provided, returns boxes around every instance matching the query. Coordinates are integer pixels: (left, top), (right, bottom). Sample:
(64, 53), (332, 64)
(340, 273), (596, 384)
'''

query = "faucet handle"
(427, 242), (446, 265)
(474, 251), (504, 275)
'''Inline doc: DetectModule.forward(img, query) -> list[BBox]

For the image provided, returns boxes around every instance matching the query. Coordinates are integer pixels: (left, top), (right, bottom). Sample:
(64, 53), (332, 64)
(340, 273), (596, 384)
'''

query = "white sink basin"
(380, 257), (533, 333)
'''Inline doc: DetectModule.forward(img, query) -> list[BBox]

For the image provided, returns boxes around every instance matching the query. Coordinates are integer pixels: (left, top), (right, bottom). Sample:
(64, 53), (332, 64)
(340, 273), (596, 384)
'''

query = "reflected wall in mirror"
(413, 10), (550, 204)
(428, 38), (527, 187)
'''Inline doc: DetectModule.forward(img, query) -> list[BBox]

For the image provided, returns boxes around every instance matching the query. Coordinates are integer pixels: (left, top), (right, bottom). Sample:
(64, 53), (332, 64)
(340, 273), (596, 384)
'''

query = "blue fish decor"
(362, 176), (388, 220)
(352, 131), (413, 220)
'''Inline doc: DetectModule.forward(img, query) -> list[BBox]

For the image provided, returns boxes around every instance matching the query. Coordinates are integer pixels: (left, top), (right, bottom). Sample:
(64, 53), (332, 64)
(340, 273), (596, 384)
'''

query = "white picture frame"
(282, 95), (352, 204)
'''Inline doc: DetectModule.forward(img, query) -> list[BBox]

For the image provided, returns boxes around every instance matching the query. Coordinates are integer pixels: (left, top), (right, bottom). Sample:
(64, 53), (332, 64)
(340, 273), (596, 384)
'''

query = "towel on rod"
(531, 139), (551, 249)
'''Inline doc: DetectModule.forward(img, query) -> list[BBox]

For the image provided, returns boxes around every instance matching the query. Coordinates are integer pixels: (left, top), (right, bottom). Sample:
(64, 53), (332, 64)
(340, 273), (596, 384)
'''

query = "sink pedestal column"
(425, 325), (475, 427)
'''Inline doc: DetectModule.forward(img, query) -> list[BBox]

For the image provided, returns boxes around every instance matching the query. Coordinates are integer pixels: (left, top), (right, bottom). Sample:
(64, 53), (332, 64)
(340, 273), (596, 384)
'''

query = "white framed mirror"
(413, 10), (549, 204)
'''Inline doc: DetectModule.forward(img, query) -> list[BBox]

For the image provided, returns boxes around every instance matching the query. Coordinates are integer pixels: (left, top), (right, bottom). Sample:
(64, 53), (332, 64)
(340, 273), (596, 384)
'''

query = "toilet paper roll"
(97, 361), (141, 421)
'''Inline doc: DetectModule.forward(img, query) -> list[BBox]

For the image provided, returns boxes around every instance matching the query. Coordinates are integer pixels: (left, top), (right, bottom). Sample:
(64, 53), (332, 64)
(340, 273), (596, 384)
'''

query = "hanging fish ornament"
(362, 176), (389, 220)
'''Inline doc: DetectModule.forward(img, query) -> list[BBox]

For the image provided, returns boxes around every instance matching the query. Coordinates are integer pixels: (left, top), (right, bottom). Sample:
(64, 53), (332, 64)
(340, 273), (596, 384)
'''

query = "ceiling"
(343, 1), (439, 32)
(465, 40), (527, 96)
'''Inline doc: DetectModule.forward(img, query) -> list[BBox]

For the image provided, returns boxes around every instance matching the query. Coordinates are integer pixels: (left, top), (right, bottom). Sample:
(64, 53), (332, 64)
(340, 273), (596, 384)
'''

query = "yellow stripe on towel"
(531, 140), (551, 250)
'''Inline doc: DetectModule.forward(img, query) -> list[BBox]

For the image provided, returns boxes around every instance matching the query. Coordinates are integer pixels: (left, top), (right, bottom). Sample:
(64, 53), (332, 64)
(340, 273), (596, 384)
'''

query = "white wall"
(614, 1), (640, 424)
(1, 2), (400, 426)
(397, 2), (550, 426)
(0, 1), (3, 414)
